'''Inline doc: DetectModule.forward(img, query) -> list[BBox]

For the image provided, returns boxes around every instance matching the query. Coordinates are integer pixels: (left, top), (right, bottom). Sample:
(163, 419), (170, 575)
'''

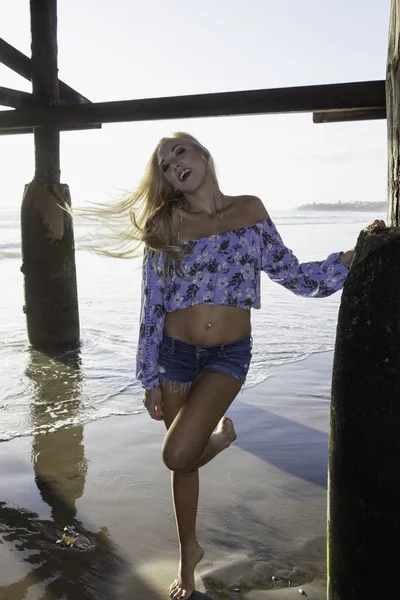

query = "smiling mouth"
(179, 168), (191, 182)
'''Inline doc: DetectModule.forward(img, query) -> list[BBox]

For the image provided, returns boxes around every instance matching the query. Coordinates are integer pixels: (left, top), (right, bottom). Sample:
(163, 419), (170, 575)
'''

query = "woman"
(95, 132), (383, 600)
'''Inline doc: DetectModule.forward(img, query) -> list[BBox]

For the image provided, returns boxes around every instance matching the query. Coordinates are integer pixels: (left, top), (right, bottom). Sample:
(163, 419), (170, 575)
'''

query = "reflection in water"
(27, 348), (87, 524)
(0, 348), (131, 600)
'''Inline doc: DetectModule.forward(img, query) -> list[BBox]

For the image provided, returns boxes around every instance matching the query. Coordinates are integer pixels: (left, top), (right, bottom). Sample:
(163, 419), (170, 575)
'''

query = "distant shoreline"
(298, 202), (386, 211)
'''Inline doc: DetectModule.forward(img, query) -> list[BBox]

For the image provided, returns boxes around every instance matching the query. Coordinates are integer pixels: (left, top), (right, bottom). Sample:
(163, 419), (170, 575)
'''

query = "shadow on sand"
(229, 398), (329, 488)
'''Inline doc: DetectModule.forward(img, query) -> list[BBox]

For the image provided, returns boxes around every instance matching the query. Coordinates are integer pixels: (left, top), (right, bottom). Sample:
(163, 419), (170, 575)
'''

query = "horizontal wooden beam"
(0, 86), (37, 108)
(313, 107), (386, 123)
(0, 123), (102, 136)
(0, 37), (91, 105)
(0, 80), (386, 131)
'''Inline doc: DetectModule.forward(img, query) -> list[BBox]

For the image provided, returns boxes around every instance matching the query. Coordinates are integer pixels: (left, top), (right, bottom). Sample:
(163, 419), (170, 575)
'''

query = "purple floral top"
(136, 218), (348, 390)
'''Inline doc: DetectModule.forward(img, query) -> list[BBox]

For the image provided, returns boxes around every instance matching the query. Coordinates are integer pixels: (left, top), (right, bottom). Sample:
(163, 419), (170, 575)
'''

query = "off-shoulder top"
(136, 218), (348, 390)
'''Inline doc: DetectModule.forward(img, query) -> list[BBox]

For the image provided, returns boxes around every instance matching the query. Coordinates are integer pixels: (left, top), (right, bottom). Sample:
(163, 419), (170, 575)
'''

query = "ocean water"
(0, 207), (385, 442)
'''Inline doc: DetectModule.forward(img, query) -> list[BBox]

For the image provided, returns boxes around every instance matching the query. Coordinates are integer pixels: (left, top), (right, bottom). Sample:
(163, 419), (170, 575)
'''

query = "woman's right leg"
(160, 381), (204, 600)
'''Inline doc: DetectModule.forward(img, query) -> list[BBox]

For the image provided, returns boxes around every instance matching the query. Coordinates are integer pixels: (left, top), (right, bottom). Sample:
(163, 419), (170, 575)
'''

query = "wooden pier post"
(21, 0), (79, 349)
(328, 2), (400, 598)
(387, 0), (400, 227)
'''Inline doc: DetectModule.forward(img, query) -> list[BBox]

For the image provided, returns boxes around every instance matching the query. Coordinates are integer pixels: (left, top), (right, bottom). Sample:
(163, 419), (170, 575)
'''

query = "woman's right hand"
(143, 386), (164, 421)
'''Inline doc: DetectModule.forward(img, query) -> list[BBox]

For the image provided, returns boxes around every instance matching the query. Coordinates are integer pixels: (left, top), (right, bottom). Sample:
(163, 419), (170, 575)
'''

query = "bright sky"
(0, 0), (391, 210)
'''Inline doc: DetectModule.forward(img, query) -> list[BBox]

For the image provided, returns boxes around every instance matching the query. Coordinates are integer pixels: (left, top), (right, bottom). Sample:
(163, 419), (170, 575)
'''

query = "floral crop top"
(136, 218), (348, 390)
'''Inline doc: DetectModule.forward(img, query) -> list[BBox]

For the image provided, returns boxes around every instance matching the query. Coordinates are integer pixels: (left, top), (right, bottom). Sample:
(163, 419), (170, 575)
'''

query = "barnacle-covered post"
(328, 1), (400, 598)
(21, 0), (79, 348)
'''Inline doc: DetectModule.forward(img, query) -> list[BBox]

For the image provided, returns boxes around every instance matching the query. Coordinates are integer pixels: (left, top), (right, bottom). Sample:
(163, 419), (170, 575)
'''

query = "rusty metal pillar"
(21, 0), (79, 349)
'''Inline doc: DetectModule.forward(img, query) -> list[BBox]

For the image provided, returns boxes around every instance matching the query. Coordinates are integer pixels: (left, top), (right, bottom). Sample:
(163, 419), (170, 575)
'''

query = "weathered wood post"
(328, 1), (400, 598)
(21, 0), (80, 348)
(387, 0), (400, 228)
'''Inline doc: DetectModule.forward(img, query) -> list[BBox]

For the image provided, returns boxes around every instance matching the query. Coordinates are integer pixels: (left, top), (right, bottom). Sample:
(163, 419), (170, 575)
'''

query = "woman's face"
(157, 138), (208, 193)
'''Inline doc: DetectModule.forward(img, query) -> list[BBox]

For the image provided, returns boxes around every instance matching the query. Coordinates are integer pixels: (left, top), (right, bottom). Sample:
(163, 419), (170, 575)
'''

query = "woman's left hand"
(365, 219), (387, 231)
(340, 220), (387, 268)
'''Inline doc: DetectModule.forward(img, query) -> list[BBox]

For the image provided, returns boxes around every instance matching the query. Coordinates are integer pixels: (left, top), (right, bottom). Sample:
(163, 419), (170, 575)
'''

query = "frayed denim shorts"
(158, 334), (252, 391)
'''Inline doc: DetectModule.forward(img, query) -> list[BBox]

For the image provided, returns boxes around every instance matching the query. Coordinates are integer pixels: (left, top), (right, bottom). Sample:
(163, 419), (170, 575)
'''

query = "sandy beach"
(0, 351), (333, 600)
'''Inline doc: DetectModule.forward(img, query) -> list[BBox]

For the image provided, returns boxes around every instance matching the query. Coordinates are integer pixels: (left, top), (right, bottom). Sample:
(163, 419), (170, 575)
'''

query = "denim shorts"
(158, 334), (252, 390)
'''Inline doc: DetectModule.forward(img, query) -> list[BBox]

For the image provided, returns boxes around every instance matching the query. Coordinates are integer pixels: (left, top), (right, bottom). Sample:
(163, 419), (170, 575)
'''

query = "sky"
(0, 0), (391, 210)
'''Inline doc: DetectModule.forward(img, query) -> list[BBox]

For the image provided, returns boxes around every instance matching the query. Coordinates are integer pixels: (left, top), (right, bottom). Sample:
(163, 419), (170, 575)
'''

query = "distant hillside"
(298, 201), (386, 211)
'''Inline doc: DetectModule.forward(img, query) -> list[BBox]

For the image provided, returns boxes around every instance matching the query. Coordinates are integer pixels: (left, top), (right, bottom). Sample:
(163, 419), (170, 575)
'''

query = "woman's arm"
(260, 218), (349, 298)
(136, 246), (166, 390)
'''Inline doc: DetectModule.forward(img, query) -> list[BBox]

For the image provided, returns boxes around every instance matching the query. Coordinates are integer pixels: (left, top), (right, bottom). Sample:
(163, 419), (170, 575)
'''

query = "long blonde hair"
(81, 132), (217, 267)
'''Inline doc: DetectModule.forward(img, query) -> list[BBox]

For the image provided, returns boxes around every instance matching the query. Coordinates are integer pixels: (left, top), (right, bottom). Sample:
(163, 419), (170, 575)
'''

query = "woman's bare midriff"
(164, 304), (251, 346)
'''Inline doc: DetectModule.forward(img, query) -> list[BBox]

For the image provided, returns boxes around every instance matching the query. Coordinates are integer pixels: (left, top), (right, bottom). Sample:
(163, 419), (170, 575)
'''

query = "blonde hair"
(81, 132), (218, 268)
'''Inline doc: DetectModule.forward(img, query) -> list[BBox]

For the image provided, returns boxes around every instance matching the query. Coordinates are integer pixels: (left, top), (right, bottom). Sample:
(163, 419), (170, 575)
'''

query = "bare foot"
(216, 416), (237, 450)
(169, 541), (204, 599)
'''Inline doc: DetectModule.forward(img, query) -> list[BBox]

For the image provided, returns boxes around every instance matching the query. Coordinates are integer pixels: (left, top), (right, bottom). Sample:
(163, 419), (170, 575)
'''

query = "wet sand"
(0, 352), (333, 600)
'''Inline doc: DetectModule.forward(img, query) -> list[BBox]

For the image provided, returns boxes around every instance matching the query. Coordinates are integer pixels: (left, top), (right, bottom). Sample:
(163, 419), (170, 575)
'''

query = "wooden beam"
(0, 37), (91, 105)
(313, 107), (386, 123)
(30, 0), (60, 183)
(0, 80), (386, 131)
(329, 227), (400, 600)
(0, 123), (102, 135)
(0, 85), (102, 129)
(21, 0), (80, 350)
(387, 0), (400, 226)
(328, 5), (400, 600)
(0, 86), (37, 108)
